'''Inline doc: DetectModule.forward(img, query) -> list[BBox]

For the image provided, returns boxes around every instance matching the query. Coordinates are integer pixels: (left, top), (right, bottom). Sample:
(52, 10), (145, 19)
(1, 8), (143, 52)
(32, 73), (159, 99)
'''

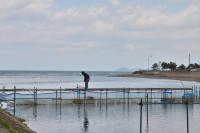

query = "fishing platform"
(0, 87), (199, 104)
(1, 86), (200, 116)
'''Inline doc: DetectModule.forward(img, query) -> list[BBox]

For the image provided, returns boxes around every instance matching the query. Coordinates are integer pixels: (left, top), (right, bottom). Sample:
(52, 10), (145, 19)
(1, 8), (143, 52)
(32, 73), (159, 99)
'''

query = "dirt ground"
(0, 123), (9, 133)
(117, 71), (200, 82)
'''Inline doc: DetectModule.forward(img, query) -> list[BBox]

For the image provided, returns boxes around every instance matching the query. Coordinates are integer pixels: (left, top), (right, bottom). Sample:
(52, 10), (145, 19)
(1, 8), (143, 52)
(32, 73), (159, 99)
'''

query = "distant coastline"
(116, 70), (200, 82)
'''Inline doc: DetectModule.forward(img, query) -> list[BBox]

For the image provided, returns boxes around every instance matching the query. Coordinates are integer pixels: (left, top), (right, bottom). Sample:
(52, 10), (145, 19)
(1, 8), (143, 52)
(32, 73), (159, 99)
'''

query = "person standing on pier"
(81, 71), (90, 89)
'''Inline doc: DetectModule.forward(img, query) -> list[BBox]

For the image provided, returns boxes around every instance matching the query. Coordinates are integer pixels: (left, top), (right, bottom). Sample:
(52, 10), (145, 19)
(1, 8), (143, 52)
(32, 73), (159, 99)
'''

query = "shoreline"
(0, 109), (36, 133)
(116, 71), (200, 82)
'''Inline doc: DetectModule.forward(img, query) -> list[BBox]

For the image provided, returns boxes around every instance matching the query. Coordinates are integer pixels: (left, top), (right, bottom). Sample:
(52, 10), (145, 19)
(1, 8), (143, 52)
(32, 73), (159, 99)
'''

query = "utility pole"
(189, 53), (191, 71)
(189, 53), (190, 66)
(148, 55), (152, 70)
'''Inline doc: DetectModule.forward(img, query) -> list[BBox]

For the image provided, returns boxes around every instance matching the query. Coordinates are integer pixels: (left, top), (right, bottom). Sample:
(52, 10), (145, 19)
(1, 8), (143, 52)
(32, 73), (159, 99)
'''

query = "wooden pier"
(0, 87), (195, 105)
(1, 87), (199, 118)
(0, 87), (193, 92)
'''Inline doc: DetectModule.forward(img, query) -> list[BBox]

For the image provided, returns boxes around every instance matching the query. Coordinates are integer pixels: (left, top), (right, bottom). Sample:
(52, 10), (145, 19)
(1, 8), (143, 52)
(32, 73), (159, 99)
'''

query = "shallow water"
(1, 71), (200, 133)
(0, 70), (199, 89)
(14, 103), (200, 133)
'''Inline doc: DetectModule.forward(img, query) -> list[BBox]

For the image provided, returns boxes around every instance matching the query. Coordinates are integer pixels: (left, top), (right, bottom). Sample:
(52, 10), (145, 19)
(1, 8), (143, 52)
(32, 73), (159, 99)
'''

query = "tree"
(152, 63), (159, 70)
(187, 63), (200, 69)
(178, 64), (186, 70)
(193, 63), (200, 69)
(168, 62), (177, 71)
(161, 62), (168, 70)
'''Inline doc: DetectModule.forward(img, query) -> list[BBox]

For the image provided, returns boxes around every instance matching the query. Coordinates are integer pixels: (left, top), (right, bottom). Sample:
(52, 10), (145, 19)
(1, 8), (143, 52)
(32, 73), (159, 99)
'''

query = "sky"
(0, 0), (199, 71)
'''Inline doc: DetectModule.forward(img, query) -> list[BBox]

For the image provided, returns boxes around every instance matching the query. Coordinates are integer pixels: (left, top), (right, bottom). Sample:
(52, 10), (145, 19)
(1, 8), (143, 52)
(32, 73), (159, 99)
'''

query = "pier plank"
(0, 87), (192, 92)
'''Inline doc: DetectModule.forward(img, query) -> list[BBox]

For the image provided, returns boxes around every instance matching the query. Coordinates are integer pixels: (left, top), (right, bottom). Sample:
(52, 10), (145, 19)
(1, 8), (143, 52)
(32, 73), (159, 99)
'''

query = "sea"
(1, 70), (200, 133)
(0, 70), (199, 89)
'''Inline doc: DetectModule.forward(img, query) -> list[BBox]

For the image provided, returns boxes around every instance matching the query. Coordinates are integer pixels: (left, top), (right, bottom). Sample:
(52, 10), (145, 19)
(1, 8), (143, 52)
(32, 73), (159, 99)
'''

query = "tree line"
(152, 62), (200, 71)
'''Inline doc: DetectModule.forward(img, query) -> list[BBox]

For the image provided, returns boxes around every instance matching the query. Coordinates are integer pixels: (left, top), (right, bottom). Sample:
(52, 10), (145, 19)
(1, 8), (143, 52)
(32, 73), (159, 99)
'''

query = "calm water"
(15, 103), (200, 133)
(0, 70), (199, 89)
(1, 70), (200, 133)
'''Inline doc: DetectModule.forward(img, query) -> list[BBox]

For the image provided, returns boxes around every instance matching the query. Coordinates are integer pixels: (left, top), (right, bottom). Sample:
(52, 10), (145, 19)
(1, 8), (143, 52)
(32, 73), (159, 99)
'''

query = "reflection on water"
(83, 109), (89, 132)
(15, 103), (200, 133)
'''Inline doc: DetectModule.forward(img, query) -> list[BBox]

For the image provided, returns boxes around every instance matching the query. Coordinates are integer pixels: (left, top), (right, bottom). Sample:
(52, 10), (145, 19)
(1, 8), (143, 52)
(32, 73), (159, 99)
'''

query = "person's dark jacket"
(82, 71), (90, 82)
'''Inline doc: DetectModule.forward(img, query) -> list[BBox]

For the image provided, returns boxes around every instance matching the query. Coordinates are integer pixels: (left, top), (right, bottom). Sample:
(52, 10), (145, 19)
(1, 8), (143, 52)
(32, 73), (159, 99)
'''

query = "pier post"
(194, 86), (196, 101)
(56, 90), (57, 106)
(33, 88), (37, 117)
(171, 89), (172, 99)
(76, 84), (79, 98)
(196, 86), (198, 101)
(36, 88), (37, 105)
(33, 88), (35, 106)
(100, 89), (102, 104)
(199, 87), (200, 102)
(123, 89), (125, 103)
(193, 85), (196, 101)
(147, 93), (148, 126)
(78, 89), (80, 99)
(60, 87), (61, 106)
(139, 99), (143, 133)
(192, 86), (193, 99)
(14, 86), (16, 116)
(128, 89), (130, 105)
(106, 89), (108, 105)
(59, 87), (62, 116)
(186, 101), (189, 133)
(151, 89), (152, 103)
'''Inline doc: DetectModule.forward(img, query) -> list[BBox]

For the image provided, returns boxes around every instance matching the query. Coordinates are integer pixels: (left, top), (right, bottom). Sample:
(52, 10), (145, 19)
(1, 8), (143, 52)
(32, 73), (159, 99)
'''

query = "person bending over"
(81, 71), (90, 89)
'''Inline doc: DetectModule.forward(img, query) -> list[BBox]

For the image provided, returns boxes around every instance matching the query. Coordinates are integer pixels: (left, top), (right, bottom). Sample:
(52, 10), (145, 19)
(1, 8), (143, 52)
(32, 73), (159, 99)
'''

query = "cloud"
(0, 0), (53, 19)
(118, 4), (200, 29)
(51, 6), (108, 21)
(110, 0), (121, 6)
(126, 44), (135, 50)
(0, 0), (199, 70)
(94, 20), (115, 34)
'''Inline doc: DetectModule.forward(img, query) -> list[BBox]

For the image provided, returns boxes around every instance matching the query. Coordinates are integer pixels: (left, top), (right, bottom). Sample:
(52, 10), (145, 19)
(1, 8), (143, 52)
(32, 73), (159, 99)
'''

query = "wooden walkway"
(0, 87), (193, 92)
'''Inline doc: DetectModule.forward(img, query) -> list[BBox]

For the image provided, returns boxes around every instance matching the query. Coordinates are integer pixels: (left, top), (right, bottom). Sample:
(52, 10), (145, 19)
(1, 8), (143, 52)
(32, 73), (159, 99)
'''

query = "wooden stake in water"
(128, 89), (130, 105)
(56, 90), (57, 107)
(140, 99), (143, 133)
(106, 89), (108, 110)
(35, 88), (37, 105)
(106, 89), (108, 104)
(151, 89), (152, 103)
(14, 86), (16, 116)
(123, 89), (125, 104)
(60, 87), (61, 108)
(60, 87), (62, 116)
(199, 87), (200, 102)
(100, 89), (102, 105)
(147, 93), (149, 126)
(186, 101), (189, 133)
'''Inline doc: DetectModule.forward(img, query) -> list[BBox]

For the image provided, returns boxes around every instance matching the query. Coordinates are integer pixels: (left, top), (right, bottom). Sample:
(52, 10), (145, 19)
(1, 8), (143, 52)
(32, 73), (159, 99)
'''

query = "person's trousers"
(85, 81), (89, 89)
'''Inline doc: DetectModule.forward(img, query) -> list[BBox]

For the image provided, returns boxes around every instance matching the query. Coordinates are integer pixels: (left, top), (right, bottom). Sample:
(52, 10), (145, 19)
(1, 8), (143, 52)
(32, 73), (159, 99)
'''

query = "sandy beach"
(117, 71), (200, 82)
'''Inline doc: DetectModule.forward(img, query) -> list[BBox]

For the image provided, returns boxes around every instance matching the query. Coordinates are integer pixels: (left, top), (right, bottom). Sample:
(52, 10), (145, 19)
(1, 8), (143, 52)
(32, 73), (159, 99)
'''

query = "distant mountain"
(116, 67), (141, 72)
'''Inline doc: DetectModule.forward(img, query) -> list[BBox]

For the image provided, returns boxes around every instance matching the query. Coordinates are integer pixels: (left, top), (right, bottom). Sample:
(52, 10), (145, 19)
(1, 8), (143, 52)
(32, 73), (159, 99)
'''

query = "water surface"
(15, 104), (200, 133)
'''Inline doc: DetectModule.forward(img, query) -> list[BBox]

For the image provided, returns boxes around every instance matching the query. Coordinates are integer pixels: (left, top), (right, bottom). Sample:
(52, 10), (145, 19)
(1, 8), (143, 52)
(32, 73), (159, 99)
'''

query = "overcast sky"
(0, 0), (199, 71)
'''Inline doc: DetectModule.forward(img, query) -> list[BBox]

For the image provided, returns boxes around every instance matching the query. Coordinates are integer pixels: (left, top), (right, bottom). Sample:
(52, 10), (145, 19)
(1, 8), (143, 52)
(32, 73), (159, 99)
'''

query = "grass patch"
(0, 117), (17, 133)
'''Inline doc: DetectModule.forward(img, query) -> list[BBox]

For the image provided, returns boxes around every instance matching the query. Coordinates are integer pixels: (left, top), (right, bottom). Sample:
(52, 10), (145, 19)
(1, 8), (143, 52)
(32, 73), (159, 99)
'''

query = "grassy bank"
(0, 109), (36, 133)
(0, 117), (16, 133)
(117, 71), (200, 82)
